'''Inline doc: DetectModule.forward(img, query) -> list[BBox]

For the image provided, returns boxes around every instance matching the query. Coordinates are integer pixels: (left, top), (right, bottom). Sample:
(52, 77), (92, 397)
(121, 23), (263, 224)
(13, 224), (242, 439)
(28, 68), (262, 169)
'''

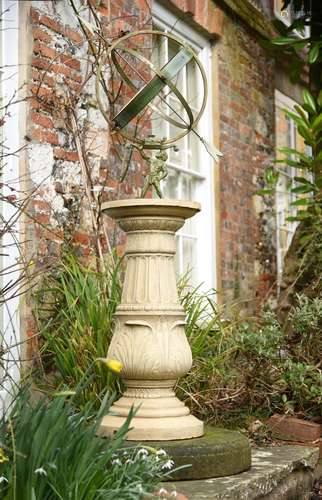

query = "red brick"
(53, 148), (79, 162)
(33, 199), (50, 212)
(31, 112), (54, 129)
(33, 42), (58, 60)
(51, 63), (72, 78)
(35, 213), (50, 225)
(65, 26), (83, 43)
(32, 28), (52, 43)
(267, 415), (322, 443)
(39, 14), (64, 35)
(30, 127), (59, 145)
(60, 53), (81, 71)
(65, 78), (82, 92)
(32, 69), (55, 88)
(30, 84), (53, 98)
(73, 232), (90, 246)
(29, 97), (42, 110)
(70, 73), (82, 83)
(32, 56), (51, 71)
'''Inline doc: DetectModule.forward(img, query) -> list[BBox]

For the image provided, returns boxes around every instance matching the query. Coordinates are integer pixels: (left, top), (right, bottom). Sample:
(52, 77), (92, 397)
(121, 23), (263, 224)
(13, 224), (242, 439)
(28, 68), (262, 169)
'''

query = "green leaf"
(294, 176), (314, 186)
(308, 44), (319, 64)
(303, 88), (317, 113)
(265, 166), (279, 185)
(298, 125), (313, 144)
(290, 198), (313, 206)
(286, 216), (301, 222)
(277, 147), (309, 162)
(271, 36), (297, 45)
(317, 89), (322, 107)
(294, 104), (310, 126)
(256, 188), (274, 196)
(284, 109), (309, 128)
(294, 41), (306, 52)
(291, 185), (315, 194)
(295, 210), (312, 218)
(274, 159), (299, 167)
(315, 176), (322, 189)
(312, 113), (322, 130)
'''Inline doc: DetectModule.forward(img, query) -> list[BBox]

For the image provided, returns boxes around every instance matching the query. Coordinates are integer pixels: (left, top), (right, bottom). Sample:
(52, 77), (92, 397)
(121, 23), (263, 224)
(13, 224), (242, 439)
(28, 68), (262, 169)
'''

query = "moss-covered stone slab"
(166, 445), (319, 499)
(123, 426), (251, 480)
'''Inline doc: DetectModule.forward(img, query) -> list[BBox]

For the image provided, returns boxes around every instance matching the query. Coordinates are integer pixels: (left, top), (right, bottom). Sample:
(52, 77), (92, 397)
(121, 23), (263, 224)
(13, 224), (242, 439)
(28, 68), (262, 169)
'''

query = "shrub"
(178, 285), (322, 425)
(34, 253), (122, 406)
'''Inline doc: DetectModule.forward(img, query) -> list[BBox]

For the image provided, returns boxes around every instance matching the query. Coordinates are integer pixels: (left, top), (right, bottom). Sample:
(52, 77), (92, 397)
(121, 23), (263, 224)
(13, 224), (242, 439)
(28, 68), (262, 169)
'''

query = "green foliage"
(177, 284), (322, 426)
(0, 385), (171, 500)
(261, 88), (322, 226)
(35, 253), (122, 406)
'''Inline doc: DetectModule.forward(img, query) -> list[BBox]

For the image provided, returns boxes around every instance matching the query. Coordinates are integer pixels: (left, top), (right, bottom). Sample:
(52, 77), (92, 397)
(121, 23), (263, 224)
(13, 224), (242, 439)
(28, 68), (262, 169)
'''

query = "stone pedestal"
(100, 199), (204, 441)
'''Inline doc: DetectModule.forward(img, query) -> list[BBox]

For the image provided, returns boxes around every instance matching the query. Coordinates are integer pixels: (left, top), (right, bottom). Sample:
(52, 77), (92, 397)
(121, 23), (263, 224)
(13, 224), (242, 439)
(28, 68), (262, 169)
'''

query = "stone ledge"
(166, 445), (319, 499)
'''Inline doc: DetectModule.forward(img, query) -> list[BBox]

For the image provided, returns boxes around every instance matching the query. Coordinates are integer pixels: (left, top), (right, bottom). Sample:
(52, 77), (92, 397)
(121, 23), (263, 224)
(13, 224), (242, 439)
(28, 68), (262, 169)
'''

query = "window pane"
(188, 129), (200, 171)
(182, 237), (197, 282)
(181, 172), (194, 200)
(163, 168), (180, 199)
(187, 59), (199, 107)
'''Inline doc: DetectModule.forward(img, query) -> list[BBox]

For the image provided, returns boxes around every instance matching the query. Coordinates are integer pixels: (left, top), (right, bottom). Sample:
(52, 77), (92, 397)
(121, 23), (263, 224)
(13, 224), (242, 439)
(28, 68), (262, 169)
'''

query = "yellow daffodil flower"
(96, 358), (123, 374)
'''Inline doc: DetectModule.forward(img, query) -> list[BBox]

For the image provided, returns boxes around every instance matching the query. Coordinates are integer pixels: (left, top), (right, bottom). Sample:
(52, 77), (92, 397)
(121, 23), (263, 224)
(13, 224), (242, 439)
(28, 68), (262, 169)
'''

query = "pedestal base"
(122, 427), (252, 480)
(99, 383), (204, 440)
(99, 413), (204, 441)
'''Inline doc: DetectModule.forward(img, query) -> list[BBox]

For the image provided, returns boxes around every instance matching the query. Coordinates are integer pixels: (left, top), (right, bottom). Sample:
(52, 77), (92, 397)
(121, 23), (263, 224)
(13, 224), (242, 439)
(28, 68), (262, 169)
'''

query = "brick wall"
(216, 10), (276, 308)
(23, 0), (152, 355)
(23, 0), (278, 349)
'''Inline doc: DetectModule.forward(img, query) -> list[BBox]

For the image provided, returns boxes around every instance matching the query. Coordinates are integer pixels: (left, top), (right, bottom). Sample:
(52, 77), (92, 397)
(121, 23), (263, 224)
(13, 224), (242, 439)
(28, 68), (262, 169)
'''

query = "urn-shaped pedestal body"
(100, 199), (204, 440)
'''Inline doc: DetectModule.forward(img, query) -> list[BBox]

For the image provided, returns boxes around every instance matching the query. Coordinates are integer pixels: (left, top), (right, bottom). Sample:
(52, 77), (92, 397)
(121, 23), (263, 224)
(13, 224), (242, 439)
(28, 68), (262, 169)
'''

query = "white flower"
(125, 459), (134, 465)
(171, 492), (178, 498)
(34, 467), (47, 476)
(112, 458), (122, 466)
(162, 459), (174, 470)
(137, 448), (149, 457)
(0, 476), (8, 484)
(156, 449), (167, 456)
(158, 488), (168, 495)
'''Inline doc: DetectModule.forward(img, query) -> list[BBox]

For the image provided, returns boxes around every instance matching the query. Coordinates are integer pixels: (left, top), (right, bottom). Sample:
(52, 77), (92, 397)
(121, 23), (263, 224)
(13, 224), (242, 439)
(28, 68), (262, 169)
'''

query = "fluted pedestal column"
(100, 199), (204, 440)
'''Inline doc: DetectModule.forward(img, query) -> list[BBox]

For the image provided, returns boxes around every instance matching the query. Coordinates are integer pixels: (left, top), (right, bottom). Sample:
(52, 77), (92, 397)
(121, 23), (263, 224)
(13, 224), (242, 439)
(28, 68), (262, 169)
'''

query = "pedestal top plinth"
(101, 198), (200, 221)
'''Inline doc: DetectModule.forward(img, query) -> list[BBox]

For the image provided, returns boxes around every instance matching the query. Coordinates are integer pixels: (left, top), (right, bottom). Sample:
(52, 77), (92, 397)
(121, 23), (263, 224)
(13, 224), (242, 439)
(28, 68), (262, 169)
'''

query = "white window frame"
(275, 89), (300, 286)
(152, 1), (216, 291)
(0, 0), (21, 413)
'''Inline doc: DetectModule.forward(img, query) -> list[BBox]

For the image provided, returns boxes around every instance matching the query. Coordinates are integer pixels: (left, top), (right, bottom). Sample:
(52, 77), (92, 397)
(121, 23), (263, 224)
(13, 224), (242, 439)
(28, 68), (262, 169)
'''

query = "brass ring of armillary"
(96, 30), (208, 150)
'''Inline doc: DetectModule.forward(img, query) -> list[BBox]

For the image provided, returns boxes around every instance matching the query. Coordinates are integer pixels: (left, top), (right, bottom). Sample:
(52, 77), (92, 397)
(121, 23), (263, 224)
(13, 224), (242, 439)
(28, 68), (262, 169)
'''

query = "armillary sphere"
(96, 30), (208, 150)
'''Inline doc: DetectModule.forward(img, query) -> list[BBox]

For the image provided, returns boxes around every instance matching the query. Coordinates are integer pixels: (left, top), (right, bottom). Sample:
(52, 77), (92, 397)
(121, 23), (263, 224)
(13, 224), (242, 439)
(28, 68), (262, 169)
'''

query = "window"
(275, 90), (307, 285)
(0, 0), (21, 413)
(274, 0), (310, 37)
(152, 2), (216, 290)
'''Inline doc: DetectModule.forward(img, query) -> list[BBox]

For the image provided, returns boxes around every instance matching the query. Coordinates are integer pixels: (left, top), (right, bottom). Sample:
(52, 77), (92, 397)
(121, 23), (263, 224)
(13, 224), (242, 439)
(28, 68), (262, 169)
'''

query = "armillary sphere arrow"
(96, 30), (208, 150)
(112, 46), (194, 129)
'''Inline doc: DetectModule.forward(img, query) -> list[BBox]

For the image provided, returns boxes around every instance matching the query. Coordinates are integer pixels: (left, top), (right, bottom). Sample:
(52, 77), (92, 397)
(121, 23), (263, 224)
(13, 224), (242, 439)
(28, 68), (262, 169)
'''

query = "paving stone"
(166, 445), (319, 499)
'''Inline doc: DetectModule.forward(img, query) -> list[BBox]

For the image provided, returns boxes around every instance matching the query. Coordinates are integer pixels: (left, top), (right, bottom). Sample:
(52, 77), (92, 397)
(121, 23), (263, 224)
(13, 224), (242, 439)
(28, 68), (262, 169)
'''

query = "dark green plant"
(0, 384), (173, 500)
(34, 252), (122, 406)
(177, 282), (321, 426)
